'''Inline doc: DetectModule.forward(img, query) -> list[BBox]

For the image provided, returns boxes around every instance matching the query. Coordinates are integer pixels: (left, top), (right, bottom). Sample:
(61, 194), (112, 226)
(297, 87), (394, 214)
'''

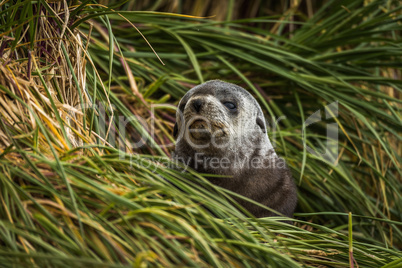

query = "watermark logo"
(68, 101), (339, 166)
(302, 101), (339, 165)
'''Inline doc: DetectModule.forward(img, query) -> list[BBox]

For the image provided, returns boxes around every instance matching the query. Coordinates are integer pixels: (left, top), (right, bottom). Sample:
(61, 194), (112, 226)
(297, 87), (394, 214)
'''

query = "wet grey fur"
(173, 80), (297, 218)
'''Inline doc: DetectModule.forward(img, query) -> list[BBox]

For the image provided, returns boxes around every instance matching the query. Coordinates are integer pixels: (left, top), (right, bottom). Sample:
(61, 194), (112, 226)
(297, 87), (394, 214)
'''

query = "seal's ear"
(256, 117), (266, 133)
(173, 122), (178, 138)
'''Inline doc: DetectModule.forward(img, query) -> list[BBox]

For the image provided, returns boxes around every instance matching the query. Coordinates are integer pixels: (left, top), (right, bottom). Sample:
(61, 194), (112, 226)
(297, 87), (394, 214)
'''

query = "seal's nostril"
(192, 99), (203, 112)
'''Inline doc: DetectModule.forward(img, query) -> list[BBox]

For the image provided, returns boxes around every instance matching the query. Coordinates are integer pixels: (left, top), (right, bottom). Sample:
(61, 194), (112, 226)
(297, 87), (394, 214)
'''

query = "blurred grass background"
(0, 0), (401, 267)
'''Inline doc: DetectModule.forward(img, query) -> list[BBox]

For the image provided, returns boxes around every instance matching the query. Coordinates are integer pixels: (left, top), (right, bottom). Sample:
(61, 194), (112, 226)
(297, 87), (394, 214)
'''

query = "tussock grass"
(0, 0), (401, 267)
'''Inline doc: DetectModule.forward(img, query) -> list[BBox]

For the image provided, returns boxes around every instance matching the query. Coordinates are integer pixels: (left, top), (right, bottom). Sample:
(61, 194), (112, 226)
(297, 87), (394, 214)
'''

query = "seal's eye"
(223, 102), (236, 111)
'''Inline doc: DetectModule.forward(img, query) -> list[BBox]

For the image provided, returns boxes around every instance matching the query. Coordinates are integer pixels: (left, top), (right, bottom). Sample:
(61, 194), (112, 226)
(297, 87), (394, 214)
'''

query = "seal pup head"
(173, 80), (275, 158)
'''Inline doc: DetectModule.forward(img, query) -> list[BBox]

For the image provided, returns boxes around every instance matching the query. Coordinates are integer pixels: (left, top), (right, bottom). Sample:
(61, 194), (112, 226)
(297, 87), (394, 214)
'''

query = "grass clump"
(0, 0), (400, 267)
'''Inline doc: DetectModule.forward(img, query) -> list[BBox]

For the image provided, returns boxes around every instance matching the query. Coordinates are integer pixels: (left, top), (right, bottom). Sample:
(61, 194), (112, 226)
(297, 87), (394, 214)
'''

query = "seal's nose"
(192, 99), (203, 113)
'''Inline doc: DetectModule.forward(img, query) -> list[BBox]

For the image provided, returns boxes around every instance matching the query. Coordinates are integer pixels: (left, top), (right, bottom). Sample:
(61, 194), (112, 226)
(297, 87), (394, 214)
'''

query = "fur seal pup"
(173, 80), (297, 218)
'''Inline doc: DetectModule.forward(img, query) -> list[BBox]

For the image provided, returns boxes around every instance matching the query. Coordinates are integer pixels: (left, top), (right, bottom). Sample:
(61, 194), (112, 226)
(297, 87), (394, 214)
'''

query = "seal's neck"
(176, 146), (277, 177)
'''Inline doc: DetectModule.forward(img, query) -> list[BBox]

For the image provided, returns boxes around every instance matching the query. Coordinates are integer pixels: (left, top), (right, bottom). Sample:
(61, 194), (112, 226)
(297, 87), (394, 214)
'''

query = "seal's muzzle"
(188, 119), (212, 140)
